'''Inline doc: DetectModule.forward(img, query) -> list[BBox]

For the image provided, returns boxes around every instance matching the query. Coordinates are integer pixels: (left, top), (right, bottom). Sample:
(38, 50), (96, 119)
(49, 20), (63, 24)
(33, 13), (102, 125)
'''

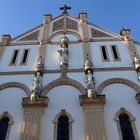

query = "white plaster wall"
(42, 85), (84, 140)
(68, 43), (84, 69)
(90, 41), (132, 68)
(0, 45), (39, 72)
(102, 84), (140, 140)
(0, 88), (27, 140)
(45, 44), (60, 70)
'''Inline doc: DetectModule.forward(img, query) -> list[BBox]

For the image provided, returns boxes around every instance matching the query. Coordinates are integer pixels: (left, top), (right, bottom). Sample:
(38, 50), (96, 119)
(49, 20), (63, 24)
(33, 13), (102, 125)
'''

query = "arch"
(97, 78), (140, 94)
(48, 30), (82, 42)
(0, 82), (30, 97)
(53, 109), (74, 123)
(114, 108), (139, 140)
(41, 76), (86, 96)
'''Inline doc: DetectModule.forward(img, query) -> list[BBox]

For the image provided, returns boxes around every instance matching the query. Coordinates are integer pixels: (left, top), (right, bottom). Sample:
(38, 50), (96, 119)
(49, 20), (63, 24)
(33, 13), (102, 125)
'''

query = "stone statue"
(32, 72), (42, 96)
(86, 70), (95, 90)
(58, 47), (69, 69)
(37, 56), (44, 65)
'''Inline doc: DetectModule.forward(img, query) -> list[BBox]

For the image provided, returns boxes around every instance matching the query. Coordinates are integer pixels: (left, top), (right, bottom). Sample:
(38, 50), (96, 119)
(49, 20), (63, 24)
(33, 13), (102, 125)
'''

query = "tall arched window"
(119, 113), (135, 140)
(0, 117), (9, 140)
(114, 108), (139, 140)
(57, 115), (69, 140)
(0, 112), (14, 140)
(53, 110), (74, 140)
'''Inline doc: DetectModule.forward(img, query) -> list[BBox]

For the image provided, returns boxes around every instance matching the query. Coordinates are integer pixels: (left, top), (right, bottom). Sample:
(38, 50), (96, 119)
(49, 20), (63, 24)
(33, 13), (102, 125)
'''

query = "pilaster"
(120, 29), (138, 59)
(38, 14), (52, 60)
(20, 97), (48, 140)
(79, 95), (107, 140)
(79, 13), (91, 61)
(0, 34), (11, 60)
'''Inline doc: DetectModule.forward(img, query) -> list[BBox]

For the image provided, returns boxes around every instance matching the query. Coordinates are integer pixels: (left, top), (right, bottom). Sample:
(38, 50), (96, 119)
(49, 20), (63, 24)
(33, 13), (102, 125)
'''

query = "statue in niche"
(85, 70), (95, 90)
(32, 72), (42, 96)
(58, 46), (69, 69)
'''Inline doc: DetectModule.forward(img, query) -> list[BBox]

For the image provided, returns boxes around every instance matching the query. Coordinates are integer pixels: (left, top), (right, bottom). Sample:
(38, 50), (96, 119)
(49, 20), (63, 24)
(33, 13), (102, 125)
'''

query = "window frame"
(0, 112), (14, 140)
(9, 49), (20, 66)
(20, 49), (30, 65)
(110, 45), (121, 61)
(53, 110), (74, 140)
(114, 108), (139, 140)
(100, 45), (110, 62)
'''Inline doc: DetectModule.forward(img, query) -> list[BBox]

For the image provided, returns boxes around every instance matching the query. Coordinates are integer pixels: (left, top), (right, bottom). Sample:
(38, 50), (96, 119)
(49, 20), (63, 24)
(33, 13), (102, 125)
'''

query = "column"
(79, 95), (107, 140)
(19, 97), (48, 140)
(79, 12), (91, 61)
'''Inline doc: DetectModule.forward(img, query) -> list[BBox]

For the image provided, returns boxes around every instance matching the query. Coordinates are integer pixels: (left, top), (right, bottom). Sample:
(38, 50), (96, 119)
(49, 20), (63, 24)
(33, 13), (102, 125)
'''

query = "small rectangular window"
(100, 46), (109, 61)
(10, 49), (19, 65)
(20, 49), (29, 65)
(111, 45), (121, 61)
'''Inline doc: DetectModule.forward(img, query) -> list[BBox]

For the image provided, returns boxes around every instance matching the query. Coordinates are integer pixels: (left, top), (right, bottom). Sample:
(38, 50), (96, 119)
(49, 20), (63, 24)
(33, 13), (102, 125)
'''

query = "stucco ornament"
(86, 70), (96, 97)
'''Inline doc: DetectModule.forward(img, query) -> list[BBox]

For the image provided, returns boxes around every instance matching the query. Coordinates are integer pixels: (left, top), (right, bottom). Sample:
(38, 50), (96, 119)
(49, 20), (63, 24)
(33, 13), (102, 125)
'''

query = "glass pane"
(119, 114), (135, 140)
(57, 115), (69, 140)
(0, 117), (9, 140)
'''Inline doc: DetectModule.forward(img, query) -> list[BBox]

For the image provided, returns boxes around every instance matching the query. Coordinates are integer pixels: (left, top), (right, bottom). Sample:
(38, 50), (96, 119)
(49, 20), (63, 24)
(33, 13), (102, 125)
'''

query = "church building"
(1, 5), (140, 140)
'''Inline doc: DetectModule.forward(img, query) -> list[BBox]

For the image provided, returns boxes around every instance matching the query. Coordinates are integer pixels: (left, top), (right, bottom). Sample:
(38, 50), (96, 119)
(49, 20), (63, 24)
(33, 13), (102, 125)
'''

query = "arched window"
(0, 112), (14, 140)
(119, 113), (135, 140)
(57, 115), (69, 140)
(0, 117), (9, 140)
(114, 108), (139, 140)
(53, 110), (74, 140)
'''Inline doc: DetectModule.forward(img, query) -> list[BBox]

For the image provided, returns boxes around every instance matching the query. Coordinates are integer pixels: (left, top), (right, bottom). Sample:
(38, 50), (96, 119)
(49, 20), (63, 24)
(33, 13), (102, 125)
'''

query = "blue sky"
(0, 0), (139, 41)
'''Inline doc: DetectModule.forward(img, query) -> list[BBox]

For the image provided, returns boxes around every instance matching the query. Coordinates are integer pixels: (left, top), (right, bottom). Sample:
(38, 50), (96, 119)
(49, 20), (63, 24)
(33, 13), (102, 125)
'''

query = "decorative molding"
(22, 97), (49, 108)
(79, 95), (106, 106)
(48, 30), (81, 43)
(0, 67), (135, 75)
(97, 78), (140, 94)
(41, 76), (86, 96)
(66, 17), (78, 31)
(18, 30), (39, 41)
(0, 82), (30, 97)
(91, 28), (112, 38)
(52, 18), (64, 32)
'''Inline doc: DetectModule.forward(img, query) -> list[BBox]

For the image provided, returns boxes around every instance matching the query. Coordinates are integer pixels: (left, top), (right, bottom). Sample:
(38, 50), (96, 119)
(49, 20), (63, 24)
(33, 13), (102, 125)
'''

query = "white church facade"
(0, 5), (140, 140)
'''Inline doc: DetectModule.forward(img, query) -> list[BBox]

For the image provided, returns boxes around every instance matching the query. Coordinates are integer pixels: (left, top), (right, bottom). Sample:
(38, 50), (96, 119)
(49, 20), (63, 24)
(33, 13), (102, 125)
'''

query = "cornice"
(0, 67), (135, 76)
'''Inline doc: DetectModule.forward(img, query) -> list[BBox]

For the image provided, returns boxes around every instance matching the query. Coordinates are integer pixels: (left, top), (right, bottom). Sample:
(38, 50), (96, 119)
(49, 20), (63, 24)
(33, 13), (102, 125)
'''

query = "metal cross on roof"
(60, 5), (71, 14)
